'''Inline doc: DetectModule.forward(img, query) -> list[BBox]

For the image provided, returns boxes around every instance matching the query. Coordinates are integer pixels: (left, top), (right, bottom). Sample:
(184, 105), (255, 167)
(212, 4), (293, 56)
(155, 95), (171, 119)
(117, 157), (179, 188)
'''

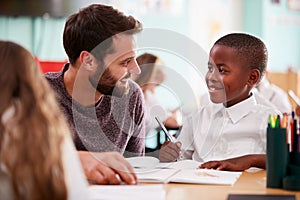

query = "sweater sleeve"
(124, 83), (146, 157)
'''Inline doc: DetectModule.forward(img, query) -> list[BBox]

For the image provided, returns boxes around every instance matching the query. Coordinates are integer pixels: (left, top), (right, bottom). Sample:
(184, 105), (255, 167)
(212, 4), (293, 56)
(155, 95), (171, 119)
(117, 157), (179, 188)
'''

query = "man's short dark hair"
(63, 4), (142, 64)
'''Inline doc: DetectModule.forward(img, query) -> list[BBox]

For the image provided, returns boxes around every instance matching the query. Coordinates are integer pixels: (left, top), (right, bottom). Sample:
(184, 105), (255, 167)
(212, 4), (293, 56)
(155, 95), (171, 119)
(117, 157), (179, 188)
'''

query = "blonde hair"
(0, 41), (68, 200)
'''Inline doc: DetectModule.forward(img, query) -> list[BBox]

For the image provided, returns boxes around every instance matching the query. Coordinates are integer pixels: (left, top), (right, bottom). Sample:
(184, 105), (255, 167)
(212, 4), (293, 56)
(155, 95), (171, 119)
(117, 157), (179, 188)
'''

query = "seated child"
(254, 72), (291, 114)
(134, 53), (181, 134)
(159, 33), (280, 171)
(0, 41), (88, 199)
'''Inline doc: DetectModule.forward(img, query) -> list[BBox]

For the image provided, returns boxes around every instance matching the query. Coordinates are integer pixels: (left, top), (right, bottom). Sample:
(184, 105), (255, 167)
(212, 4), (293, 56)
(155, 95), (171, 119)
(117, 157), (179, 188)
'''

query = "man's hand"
(159, 141), (181, 162)
(199, 154), (266, 171)
(78, 151), (137, 185)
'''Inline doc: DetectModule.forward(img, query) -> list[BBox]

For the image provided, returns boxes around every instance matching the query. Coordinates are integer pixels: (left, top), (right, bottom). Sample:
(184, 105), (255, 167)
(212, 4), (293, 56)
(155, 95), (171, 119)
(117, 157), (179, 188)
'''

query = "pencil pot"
(287, 151), (300, 177)
(289, 151), (300, 166)
(266, 128), (289, 188)
(283, 152), (300, 191)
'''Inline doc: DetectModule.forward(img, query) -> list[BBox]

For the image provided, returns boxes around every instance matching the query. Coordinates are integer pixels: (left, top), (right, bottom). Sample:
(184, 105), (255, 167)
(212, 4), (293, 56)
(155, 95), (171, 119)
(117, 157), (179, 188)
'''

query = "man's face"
(89, 34), (140, 97)
(206, 44), (252, 107)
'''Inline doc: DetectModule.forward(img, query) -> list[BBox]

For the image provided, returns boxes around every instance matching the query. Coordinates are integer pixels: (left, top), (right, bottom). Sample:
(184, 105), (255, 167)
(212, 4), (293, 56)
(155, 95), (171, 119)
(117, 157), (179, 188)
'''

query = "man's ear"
(79, 51), (96, 71)
(247, 69), (260, 87)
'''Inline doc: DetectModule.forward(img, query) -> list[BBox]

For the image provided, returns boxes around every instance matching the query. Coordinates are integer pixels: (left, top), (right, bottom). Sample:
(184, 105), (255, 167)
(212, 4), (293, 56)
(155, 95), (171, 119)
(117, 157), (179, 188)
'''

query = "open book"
(126, 156), (242, 185)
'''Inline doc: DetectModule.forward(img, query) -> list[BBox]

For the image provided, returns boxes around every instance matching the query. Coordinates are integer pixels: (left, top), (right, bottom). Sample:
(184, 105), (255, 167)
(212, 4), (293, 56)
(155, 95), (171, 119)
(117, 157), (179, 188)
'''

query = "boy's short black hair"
(214, 33), (268, 80)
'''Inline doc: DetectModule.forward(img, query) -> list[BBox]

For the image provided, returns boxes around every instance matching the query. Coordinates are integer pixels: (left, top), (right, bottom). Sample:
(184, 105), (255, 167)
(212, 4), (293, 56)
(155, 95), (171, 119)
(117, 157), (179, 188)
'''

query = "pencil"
(155, 116), (177, 143)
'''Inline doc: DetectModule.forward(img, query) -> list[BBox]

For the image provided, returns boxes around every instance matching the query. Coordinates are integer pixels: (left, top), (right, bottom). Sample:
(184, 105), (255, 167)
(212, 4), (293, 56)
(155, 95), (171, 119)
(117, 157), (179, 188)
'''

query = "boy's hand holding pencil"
(155, 116), (182, 162)
(159, 141), (182, 162)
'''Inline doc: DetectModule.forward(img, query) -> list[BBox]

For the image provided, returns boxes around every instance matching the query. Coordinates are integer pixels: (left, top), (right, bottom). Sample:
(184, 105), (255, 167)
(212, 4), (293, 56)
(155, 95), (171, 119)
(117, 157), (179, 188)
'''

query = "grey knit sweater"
(45, 64), (145, 157)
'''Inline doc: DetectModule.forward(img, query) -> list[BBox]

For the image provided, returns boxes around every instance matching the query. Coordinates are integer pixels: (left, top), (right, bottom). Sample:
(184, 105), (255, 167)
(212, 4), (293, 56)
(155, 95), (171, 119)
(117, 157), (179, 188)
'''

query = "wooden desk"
(163, 170), (300, 200)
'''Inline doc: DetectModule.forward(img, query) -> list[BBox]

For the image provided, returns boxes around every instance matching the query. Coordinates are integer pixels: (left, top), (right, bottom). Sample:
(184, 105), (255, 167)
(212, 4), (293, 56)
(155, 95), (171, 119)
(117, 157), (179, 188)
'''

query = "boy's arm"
(199, 154), (266, 171)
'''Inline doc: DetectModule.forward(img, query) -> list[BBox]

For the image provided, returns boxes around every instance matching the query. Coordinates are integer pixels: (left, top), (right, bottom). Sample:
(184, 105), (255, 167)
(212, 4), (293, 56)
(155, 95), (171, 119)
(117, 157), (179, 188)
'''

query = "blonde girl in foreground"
(0, 41), (88, 200)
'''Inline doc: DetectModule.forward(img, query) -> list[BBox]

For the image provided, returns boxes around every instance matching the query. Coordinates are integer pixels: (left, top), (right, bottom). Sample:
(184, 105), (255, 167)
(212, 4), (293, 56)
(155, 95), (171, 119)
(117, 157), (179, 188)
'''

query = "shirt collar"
(225, 94), (257, 124)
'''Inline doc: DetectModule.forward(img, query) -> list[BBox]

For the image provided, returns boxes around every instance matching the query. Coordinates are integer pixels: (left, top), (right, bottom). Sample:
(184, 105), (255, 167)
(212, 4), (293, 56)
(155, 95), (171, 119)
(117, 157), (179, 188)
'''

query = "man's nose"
(129, 59), (141, 75)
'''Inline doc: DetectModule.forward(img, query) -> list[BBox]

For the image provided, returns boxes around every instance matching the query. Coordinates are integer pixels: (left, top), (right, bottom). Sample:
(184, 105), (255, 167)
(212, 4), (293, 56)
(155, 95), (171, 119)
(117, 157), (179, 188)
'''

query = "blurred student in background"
(253, 71), (291, 114)
(0, 41), (88, 200)
(134, 53), (181, 134)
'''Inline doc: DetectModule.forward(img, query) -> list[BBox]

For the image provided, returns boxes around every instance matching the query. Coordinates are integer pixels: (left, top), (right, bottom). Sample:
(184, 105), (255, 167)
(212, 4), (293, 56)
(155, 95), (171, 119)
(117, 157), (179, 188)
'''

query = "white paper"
(157, 159), (202, 169)
(169, 169), (242, 185)
(127, 156), (202, 170)
(126, 157), (242, 185)
(88, 185), (165, 200)
(134, 168), (179, 183)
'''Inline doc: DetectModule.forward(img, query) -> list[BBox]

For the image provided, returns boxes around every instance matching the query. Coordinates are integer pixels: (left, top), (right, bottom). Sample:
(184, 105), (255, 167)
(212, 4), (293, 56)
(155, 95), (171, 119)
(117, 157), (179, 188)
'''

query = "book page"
(127, 157), (201, 183)
(126, 156), (202, 170)
(170, 169), (242, 185)
(135, 168), (179, 183)
(126, 157), (241, 185)
(157, 159), (202, 169)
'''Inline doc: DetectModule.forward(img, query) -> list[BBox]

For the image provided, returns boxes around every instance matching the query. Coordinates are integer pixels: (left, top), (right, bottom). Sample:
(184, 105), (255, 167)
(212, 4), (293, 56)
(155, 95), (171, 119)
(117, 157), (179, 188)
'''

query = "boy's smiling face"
(206, 44), (257, 107)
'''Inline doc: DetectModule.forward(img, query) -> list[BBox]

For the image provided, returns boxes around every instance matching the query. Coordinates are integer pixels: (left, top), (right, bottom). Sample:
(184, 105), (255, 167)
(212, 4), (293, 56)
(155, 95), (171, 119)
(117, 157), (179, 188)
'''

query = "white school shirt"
(178, 94), (280, 163)
(0, 107), (89, 200)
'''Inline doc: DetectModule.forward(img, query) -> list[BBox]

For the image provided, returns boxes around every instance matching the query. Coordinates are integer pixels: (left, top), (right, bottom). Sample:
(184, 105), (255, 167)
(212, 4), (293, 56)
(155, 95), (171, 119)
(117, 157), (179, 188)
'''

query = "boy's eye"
(218, 67), (226, 73)
(207, 64), (214, 72)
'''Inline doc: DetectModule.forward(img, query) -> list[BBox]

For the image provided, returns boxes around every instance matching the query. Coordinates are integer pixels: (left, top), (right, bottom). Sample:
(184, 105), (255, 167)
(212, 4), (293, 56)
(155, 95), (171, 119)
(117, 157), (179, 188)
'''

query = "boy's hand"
(199, 159), (248, 171)
(159, 141), (182, 162)
(199, 154), (266, 171)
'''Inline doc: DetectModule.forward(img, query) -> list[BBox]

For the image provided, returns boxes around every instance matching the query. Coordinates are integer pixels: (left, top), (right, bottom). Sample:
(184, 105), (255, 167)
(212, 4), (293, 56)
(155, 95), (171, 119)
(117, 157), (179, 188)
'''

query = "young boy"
(159, 33), (280, 171)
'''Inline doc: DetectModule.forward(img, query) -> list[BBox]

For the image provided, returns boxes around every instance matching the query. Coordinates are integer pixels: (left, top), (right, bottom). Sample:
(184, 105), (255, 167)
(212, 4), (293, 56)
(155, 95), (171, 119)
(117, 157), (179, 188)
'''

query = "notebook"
(126, 156), (242, 185)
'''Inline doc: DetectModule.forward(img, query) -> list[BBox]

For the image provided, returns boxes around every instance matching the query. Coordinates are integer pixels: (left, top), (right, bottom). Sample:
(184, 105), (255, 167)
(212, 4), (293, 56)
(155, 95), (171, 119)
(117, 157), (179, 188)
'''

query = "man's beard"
(89, 67), (131, 97)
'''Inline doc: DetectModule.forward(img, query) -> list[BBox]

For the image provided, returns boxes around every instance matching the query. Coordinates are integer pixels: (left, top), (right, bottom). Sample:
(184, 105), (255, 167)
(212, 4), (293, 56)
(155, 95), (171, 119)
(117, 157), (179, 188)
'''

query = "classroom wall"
(243, 0), (263, 37)
(0, 17), (33, 52)
(243, 0), (300, 72)
(0, 0), (299, 113)
(1, 1), (299, 68)
(0, 16), (66, 60)
(262, 0), (300, 72)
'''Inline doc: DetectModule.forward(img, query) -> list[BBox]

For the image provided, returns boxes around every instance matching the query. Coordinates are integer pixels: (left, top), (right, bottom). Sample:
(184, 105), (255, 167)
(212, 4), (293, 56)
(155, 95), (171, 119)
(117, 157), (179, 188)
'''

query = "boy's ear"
(247, 69), (260, 87)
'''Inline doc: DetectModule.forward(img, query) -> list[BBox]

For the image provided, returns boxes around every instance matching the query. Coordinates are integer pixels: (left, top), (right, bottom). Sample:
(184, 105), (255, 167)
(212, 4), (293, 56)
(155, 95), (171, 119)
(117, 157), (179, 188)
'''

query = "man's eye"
(122, 59), (131, 66)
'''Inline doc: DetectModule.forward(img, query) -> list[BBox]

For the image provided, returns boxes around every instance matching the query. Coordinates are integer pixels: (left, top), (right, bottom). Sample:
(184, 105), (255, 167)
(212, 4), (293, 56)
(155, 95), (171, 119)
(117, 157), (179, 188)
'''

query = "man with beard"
(45, 4), (145, 185)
